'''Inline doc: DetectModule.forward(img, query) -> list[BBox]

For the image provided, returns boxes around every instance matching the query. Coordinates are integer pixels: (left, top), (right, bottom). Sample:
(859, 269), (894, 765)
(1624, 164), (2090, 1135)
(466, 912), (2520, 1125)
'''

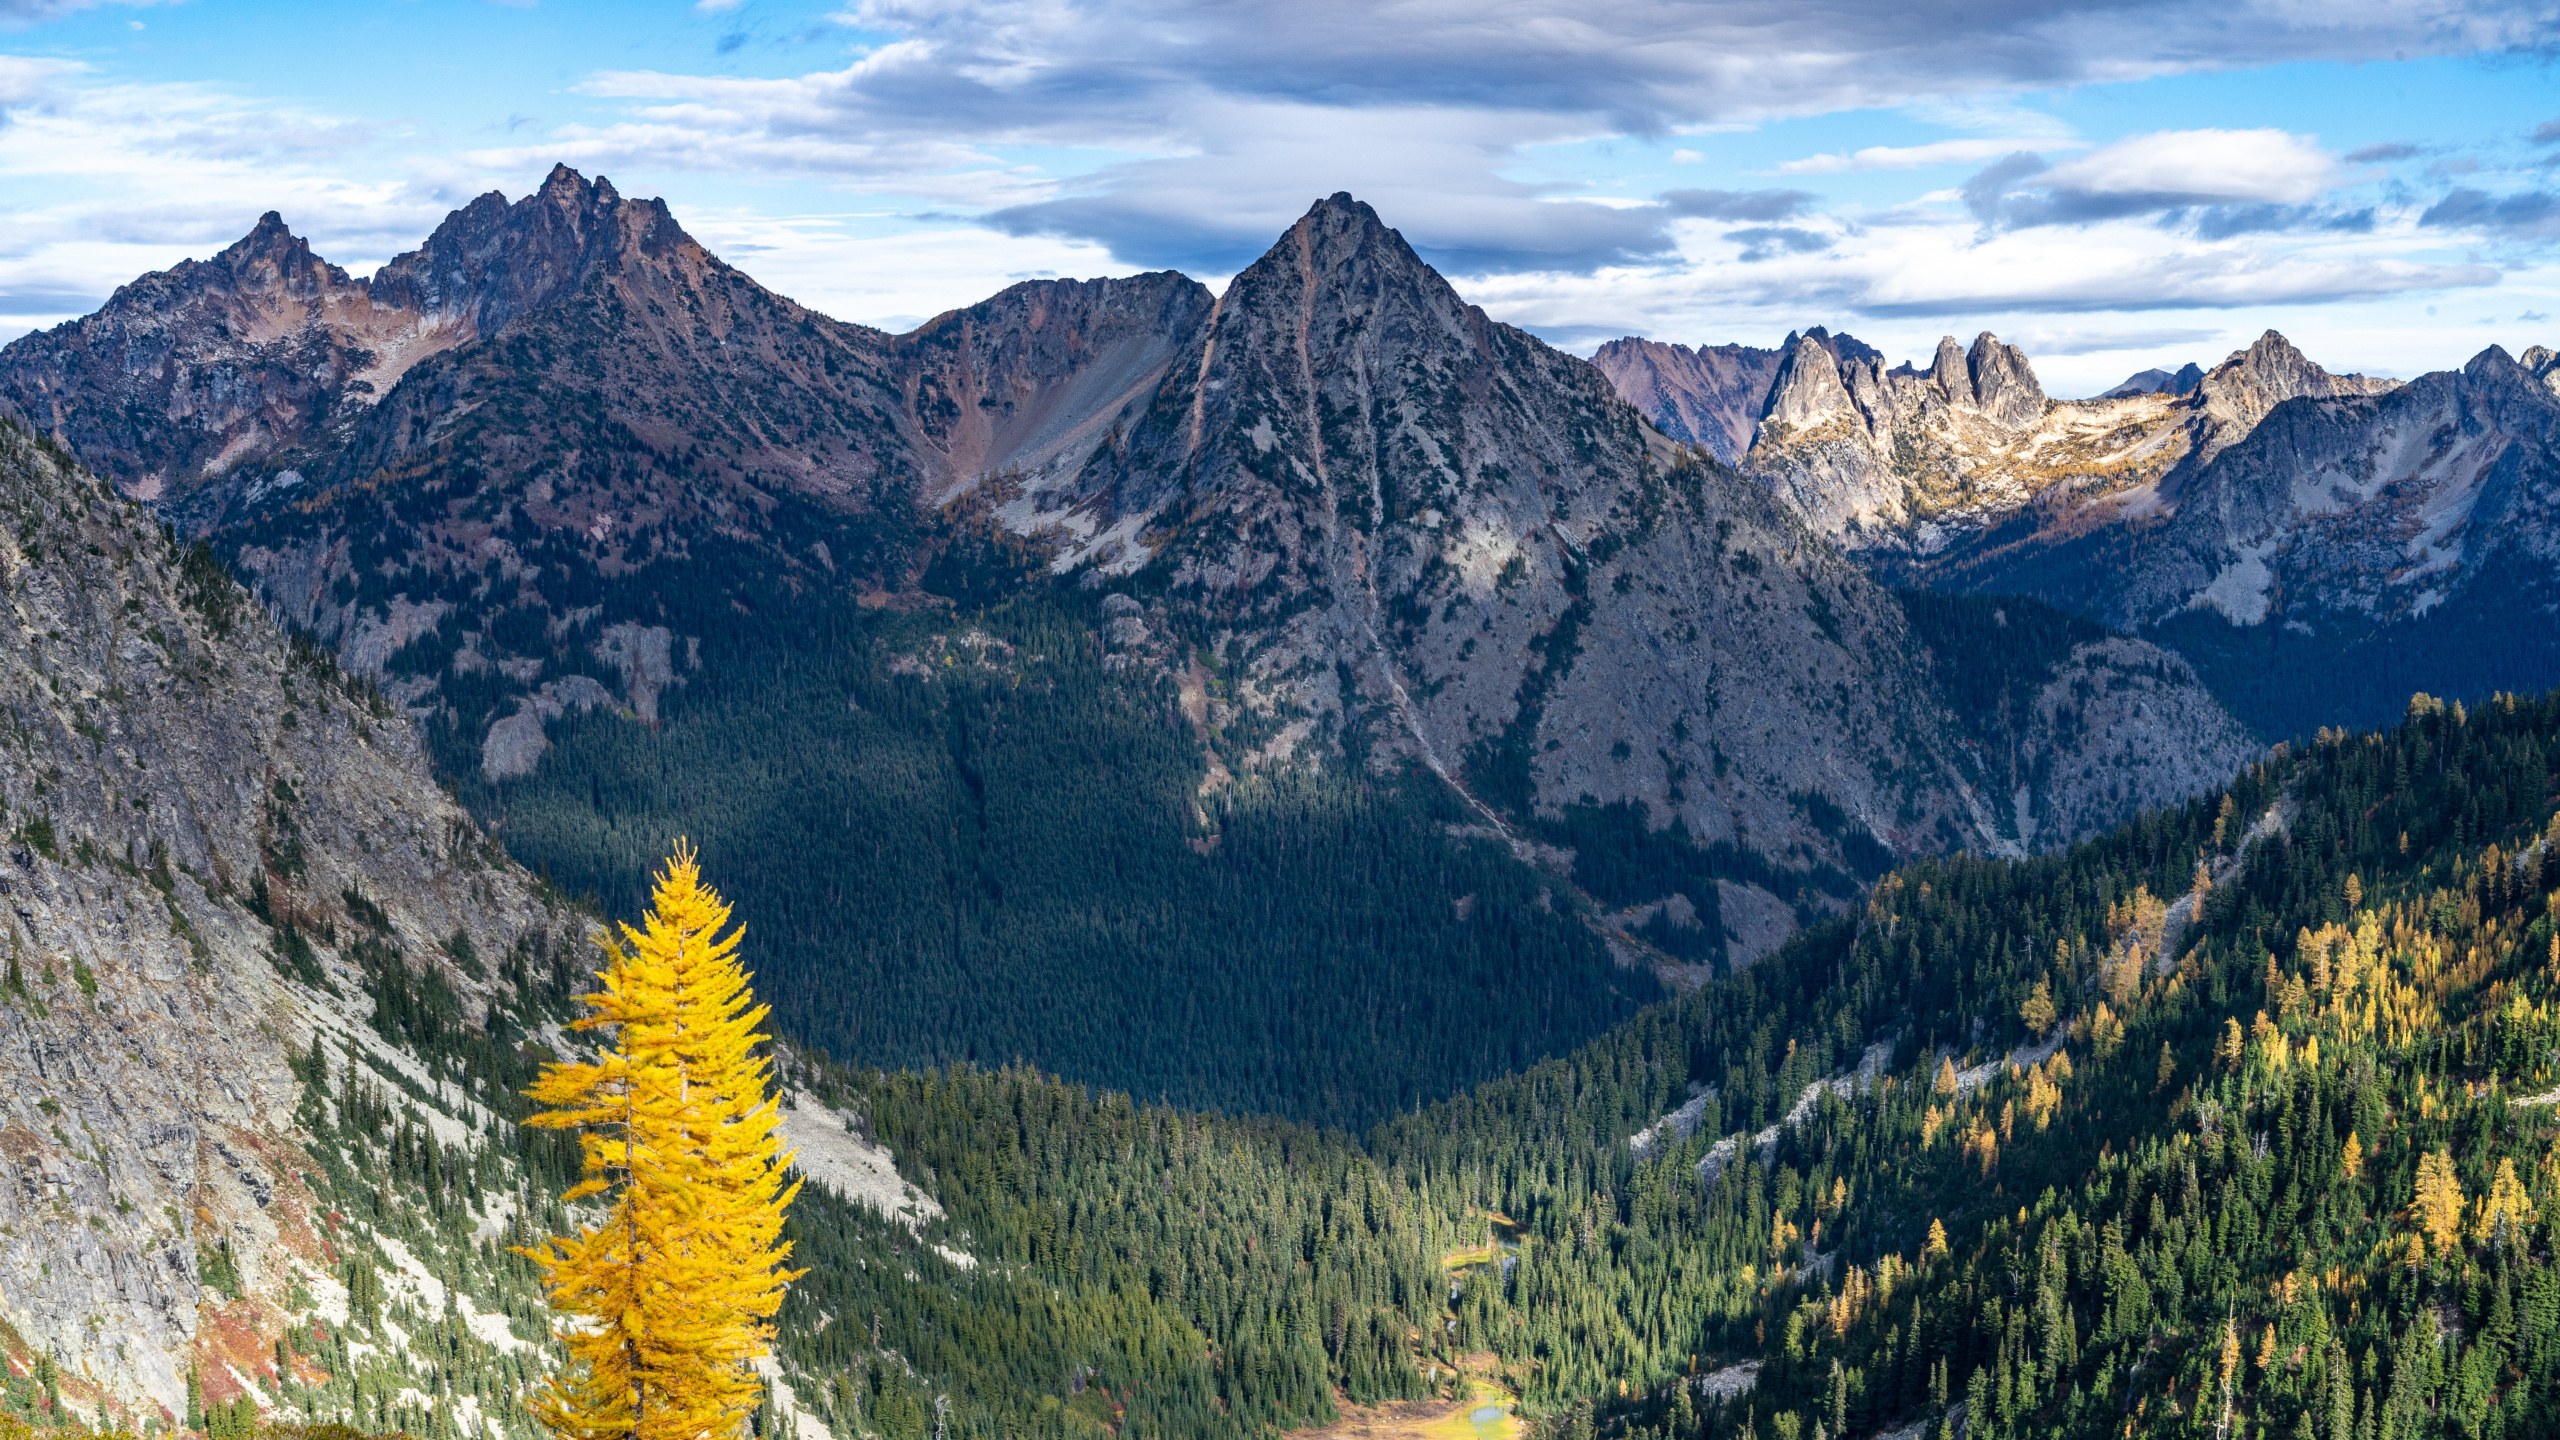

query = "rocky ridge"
(1604, 318), (2560, 734)
(1001, 196), (2256, 874)
(3, 178), (2259, 893)
(2080, 344), (2560, 632)
(1739, 329), (2395, 552)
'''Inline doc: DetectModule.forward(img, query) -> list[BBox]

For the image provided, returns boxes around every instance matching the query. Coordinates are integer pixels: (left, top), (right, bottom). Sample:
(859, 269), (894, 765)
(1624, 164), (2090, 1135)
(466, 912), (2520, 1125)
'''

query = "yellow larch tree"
(2409, 1149), (2467, 1262)
(2471, 1157), (2537, 1250)
(520, 840), (804, 1440)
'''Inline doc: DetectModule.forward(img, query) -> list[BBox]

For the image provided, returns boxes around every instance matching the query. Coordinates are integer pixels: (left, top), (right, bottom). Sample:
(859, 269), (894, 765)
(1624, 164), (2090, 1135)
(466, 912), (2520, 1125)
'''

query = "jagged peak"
(211, 211), (322, 267)
(365, 163), (695, 335)
(2198, 328), (2351, 415)
(2224, 328), (2315, 381)
(1963, 332), (2045, 427)
(1930, 336), (1968, 400)
(1218, 192), (1451, 325)
(2461, 343), (2545, 386)
(1283, 191), (1422, 269)
(1763, 331), (1853, 428)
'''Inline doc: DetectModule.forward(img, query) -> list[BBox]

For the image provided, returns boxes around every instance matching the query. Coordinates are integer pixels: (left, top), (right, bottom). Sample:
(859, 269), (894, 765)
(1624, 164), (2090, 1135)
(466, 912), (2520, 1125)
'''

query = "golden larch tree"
(2471, 1157), (2536, 1249)
(521, 840), (804, 1440)
(2409, 1149), (2466, 1261)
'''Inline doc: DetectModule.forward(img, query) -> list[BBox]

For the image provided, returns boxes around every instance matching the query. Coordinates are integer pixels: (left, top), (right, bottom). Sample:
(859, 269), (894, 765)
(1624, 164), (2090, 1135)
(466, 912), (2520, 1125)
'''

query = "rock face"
(0, 420), (559, 1419)
(1586, 337), (1785, 462)
(1598, 325), (2394, 559)
(2080, 346), (2560, 633)
(1016, 196), (2254, 863)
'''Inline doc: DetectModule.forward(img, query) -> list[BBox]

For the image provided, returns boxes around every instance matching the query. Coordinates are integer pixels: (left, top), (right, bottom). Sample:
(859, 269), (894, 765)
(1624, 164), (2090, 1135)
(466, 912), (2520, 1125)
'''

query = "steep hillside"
(1588, 336), (1787, 463)
(0, 417), (574, 1423)
(1020, 196), (2252, 877)
(1353, 686), (2560, 1440)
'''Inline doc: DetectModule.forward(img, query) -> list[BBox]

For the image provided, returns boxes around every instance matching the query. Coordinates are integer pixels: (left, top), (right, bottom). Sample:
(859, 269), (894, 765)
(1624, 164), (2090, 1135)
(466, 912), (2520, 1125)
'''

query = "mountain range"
(1595, 323), (2560, 738)
(0, 173), (2256, 988)
(5, 167), (2560, 1440)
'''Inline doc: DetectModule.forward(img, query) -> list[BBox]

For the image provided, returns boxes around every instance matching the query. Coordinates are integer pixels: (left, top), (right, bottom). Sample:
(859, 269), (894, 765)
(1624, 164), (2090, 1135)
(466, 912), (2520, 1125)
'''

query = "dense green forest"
(171, 649), (2560, 1440)
(445, 550), (1653, 1131)
(771, 686), (2560, 1440)
(222, 476), (1660, 1131)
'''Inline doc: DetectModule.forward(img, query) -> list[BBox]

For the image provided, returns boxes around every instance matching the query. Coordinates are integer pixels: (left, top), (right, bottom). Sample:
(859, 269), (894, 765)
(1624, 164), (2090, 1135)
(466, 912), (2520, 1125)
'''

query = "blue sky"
(4, 0), (2559, 394)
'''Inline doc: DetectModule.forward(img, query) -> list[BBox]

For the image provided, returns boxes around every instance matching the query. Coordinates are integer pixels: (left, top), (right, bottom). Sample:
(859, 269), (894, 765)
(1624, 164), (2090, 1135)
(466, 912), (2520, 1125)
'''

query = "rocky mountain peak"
(207, 211), (347, 293)
(1963, 331), (2046, 427)
(1275, 191), (1449, 319)
(1764, 332), (1855, 429)
(367, 164), (686, 338)
(1785, 325), (1883, 367)
(1930, 336), (1969, 401)
(2227, 328), (2319, 388)
(2182, 328), (2396, 467)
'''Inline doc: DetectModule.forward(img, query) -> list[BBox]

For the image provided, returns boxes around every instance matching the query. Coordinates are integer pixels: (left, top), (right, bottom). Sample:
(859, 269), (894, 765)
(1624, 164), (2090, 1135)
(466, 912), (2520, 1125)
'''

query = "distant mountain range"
(1595, 322), (2560, 737)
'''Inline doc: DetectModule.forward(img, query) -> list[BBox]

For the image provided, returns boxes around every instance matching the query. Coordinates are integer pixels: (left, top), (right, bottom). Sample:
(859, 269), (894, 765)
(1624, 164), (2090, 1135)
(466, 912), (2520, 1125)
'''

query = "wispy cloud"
(2421, 187), (2560, 240)
(1776, 138), (2080, 174)
(1659, 188), (1818, 221)
(1960, 129), (2356, 232)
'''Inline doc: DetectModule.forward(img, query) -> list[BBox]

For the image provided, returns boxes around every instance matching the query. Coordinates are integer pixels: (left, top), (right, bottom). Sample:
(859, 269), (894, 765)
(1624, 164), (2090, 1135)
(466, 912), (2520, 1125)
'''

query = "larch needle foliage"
(520, 841), (804, 1440)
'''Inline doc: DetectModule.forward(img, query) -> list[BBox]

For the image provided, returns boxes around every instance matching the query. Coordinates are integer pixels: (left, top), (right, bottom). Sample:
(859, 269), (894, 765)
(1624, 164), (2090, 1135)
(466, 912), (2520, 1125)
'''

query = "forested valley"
(602, 682), (2560, 1440)
(9, 417), (2560, 1440)
(768, 681), (2560, 1440)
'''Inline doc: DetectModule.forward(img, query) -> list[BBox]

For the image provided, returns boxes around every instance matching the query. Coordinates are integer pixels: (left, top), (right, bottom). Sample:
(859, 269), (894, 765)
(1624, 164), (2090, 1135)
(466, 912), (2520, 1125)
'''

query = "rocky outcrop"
(1717, 327), (2393, 559)
(0, 420), (566, 1420)
(1964, 333), (2047, 429)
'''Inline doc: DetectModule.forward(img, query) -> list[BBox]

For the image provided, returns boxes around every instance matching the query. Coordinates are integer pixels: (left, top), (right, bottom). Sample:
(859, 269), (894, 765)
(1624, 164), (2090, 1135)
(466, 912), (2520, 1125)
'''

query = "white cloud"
(2038, 128), (2337, 204)
(1776, 138), (2085, 174)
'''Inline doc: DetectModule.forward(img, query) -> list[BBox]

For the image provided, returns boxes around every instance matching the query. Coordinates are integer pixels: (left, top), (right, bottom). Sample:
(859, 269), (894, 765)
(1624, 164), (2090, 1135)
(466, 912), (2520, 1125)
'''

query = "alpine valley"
(1, 170), (2557, 1440)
